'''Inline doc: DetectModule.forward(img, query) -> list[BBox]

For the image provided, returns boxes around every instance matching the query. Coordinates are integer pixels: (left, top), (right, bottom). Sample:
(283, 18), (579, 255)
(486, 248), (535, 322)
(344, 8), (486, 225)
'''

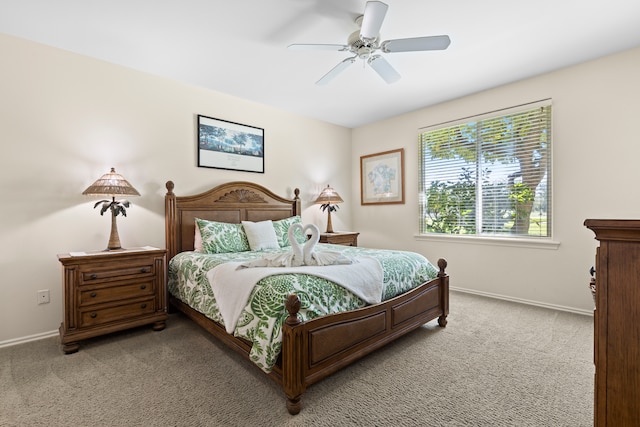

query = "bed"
(164, 180), (449, 414)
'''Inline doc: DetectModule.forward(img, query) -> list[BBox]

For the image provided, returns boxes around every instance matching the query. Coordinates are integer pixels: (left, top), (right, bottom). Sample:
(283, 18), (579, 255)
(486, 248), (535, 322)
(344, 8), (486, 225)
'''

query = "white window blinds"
(419, 102), (552, 237)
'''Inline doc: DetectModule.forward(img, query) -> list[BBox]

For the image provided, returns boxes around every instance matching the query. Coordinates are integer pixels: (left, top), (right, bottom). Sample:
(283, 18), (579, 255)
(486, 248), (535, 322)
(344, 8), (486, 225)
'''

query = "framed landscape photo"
(197, 115), (264, 173)
(360, 148), (405, 205)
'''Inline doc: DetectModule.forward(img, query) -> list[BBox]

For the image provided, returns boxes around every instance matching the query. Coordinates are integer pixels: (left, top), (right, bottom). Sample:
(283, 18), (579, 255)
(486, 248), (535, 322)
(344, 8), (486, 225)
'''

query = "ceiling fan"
(288, 1), (451, 85)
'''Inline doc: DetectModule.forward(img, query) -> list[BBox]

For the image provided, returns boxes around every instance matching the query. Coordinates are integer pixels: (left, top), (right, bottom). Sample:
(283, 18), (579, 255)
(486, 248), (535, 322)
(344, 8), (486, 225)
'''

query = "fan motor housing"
(348, 29), (378, 58)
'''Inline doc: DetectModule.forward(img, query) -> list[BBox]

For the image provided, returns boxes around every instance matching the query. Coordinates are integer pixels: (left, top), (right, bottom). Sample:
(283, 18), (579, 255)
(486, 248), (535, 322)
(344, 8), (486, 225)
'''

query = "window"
(419, 102), (552, 238)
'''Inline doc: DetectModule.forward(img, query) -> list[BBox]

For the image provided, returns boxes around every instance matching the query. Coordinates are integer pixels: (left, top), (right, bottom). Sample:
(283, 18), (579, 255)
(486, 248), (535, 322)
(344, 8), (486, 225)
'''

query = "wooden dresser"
(584, 219), (640, 426)
(318, 231), (359, 246)
(58, 247), (167, 353)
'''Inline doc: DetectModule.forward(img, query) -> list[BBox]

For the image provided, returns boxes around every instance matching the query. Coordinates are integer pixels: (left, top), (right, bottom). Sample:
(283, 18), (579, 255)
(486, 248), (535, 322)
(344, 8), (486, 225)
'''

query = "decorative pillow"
(272, 216), (307, 247)
(241, 220), (279, 251)
(195, 218), (250, 254)
(194, 220), (203, 252)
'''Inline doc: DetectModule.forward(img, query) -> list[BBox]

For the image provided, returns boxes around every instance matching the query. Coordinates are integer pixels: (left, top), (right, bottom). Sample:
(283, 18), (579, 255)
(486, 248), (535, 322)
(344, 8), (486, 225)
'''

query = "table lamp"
(82, 167), (140, 250)
(314, 185), (343, 233)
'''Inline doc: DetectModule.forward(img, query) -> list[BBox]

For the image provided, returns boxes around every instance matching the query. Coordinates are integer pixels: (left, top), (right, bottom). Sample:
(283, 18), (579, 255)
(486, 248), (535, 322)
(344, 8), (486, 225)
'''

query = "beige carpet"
(0, 291), (593, 426)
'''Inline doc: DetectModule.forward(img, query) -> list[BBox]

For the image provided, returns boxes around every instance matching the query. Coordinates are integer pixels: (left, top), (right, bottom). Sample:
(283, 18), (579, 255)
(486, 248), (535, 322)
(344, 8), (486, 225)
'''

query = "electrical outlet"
(37, 289), (50, 305)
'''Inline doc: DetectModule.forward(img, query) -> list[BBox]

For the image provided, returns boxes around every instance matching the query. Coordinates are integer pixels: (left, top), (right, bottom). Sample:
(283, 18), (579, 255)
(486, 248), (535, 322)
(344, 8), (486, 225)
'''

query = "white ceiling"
(1, 0), (639, 128)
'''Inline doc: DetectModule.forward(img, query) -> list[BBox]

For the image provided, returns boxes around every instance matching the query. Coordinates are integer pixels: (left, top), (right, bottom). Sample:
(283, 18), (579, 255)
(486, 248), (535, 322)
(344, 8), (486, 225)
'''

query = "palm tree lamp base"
(106, 211), (122, 250)
(325, 210), (335, 233)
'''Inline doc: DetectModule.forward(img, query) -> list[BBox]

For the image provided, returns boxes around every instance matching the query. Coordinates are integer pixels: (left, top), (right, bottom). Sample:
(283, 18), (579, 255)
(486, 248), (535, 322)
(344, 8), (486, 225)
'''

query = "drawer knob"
(90, 292), (97, 298)
(141, 303), (147, 309)
(141, 268), (149, 273)
(90, 313), (97, 319)
(140, 285), (147, 290)
(90, 274), (98, 280)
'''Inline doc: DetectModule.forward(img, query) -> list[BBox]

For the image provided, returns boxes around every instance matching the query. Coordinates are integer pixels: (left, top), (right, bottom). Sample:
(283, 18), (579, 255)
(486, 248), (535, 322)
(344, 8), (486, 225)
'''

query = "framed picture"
(197, 115), (264, 173)
(360, 148), (405, 205)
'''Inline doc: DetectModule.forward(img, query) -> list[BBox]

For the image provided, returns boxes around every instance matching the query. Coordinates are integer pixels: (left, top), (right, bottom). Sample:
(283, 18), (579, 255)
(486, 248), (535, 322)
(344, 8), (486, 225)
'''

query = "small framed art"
(197, 115), (264, 173)
(360, 148), (405, 205)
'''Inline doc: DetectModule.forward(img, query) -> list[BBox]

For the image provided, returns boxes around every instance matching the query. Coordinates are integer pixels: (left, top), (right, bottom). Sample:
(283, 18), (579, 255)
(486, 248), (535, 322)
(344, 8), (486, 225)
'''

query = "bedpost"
(293, 188), (301, 216)
(164, 181), (177, 314)
(165, 181), (177, 263)
(282, 294), (305, 415)
(437, 258), (449, 327)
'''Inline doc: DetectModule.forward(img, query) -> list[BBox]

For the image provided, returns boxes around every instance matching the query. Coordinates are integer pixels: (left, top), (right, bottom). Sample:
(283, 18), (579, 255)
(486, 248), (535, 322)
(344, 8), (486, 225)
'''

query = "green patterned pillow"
(272, 216), (306, 247)
(195, 218), (250, 254)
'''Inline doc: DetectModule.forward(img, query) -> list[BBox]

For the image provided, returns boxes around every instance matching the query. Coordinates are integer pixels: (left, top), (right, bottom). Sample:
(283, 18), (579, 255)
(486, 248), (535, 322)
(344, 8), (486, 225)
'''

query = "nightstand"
(58, 247), (167, 354)
(318, 232), (359, 247)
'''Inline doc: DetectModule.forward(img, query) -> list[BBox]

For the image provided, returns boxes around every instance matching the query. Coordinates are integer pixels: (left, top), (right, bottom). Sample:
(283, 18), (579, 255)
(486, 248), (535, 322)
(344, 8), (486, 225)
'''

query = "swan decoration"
(301, 223), (352, 266)
(240, 223), (352, 268)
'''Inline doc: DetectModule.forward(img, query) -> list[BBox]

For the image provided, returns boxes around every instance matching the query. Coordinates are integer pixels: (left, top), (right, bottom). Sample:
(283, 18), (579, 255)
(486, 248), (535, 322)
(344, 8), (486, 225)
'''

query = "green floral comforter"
(167, 244), (438, 372)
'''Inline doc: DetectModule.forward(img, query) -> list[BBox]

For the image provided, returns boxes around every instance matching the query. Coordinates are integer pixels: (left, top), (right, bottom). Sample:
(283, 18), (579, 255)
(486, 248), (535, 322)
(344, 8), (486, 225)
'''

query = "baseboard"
(0, 289), (592, 348)
(0, 330), (59, 349)
(450, 286), (594, 316)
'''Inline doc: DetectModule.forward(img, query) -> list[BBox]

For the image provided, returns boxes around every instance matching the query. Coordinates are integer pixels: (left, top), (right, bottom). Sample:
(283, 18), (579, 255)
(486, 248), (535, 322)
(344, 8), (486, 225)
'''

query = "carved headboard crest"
(216, 189), (267, 203)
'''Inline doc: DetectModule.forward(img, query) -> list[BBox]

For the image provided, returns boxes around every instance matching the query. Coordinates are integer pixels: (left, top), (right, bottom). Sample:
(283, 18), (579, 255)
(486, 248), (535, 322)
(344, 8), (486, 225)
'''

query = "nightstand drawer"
(319, 232), (359, 246)
(81, 264), (154, 283)
(79, 298), (156, 327)
(79, 279), (155, 306)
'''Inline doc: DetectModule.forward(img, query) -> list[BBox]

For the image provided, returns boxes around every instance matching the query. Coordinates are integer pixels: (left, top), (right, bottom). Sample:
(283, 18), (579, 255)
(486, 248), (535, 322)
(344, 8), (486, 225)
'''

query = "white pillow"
(241, 220), (279, 251)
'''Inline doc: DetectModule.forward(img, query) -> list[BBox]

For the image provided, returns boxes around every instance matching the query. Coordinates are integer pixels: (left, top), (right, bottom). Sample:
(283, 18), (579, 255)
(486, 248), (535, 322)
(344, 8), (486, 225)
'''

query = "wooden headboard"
(165, 181), (301, 261)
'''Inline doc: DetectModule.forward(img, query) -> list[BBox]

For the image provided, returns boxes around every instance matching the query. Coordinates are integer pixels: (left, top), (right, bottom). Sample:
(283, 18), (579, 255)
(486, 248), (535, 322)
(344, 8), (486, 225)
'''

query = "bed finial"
(437, 258), (447, 277)
(166, 180), (175, 195)
(294, 188), (300, 199)
(285, 294), (302, 326)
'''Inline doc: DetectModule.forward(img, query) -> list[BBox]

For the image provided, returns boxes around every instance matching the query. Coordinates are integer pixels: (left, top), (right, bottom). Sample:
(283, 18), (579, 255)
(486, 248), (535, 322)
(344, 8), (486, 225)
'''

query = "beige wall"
(3, 29), (639, 345)
(352, 46), (640, 314)
(0, 33), (352, 344)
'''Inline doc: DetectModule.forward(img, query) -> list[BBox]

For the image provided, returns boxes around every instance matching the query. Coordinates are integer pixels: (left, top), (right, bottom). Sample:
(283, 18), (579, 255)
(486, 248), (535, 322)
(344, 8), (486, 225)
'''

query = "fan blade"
(367, 55), (400, 84)
(381, 35), (451, 53)
(316, 57), (356, 85)
(288, 44), (349, 51)
(360, 1), (388, 41)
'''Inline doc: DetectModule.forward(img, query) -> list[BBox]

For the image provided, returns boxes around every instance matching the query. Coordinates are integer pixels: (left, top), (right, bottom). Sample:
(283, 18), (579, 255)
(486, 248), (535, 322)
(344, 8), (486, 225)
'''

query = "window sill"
(414, 233), (560, 250)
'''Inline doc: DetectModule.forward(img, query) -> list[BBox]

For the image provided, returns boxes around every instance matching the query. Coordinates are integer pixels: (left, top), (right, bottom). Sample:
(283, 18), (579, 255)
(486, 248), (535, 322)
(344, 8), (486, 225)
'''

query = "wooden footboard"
(281, 258), (448, 414)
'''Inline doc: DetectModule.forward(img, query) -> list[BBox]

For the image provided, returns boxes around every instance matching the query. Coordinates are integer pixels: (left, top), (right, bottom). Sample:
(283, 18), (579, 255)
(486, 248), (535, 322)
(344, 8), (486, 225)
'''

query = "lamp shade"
(82, 167), (140, 197)
(314, 185), (343, 205)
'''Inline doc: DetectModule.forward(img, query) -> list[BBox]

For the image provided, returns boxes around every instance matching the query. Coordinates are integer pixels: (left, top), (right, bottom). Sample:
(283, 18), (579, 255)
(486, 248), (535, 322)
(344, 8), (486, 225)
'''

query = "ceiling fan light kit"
(288, 1), (451, 85)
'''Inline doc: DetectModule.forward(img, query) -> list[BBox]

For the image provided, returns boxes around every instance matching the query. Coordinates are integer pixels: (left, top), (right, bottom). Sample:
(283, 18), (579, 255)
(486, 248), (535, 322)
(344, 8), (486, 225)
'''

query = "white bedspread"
(206, 256), (384, 333)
